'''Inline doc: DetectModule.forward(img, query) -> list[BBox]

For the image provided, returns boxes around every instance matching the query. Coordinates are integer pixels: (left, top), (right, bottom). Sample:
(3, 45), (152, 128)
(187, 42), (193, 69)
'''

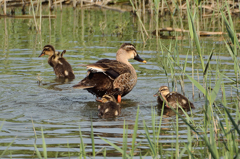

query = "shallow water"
(0, 6), (239, 158)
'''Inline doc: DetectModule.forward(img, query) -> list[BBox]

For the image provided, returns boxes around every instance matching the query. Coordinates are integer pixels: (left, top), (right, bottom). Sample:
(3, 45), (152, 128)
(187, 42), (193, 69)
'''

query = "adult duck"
(73, 43), (146, 102)
(39, 45), (75, 79)
(97, 95), (121, 118)
(154, 86), (195, 109)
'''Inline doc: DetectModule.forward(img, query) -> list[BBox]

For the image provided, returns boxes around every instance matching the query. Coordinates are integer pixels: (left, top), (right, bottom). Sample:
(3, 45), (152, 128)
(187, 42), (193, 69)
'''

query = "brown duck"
(97, 95), (121, 118)
(39, 45), (75, 79)
(154, 86), (195, 109)
(73, 43), (146, 102)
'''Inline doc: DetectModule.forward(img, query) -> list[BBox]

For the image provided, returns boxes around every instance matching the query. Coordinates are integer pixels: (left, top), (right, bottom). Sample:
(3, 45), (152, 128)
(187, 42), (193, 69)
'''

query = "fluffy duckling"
(97, 95), (121, 118)
(39, 45), (75, 79)
(154, 86), (195, 109)
(73, 43), (146, 102)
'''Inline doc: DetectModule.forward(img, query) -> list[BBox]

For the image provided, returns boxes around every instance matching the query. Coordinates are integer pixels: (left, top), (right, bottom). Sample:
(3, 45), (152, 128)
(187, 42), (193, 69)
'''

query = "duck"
(154, 86), (195, 109)
(97, 95), (121, 118)
(73, 43), (146, 102)
(39, 45), (75, 79)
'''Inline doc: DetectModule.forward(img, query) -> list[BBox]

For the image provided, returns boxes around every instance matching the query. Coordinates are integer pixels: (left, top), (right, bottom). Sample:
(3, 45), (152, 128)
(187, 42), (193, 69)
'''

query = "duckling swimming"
(154, 86), (195, 110)
(39, 45), (75, 79)
(97, 95), (121, 118)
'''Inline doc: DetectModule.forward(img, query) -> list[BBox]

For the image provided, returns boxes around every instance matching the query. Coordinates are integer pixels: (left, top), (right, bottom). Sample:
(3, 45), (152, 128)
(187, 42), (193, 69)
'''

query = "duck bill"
(38, 52), (45, 57)
(153, 92), (160, 97)
(134, 54), (147, 63)
(96, 97), (103, 103)
(96, 99), (103, 103)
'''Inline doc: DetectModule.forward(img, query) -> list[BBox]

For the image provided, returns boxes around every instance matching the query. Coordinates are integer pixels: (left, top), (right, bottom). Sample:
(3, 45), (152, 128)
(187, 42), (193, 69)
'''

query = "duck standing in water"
(73, 43), (146, 103)
(97, 95), (121, 118)
(39, 45), (75, 79)
(154, 86), (195, 109)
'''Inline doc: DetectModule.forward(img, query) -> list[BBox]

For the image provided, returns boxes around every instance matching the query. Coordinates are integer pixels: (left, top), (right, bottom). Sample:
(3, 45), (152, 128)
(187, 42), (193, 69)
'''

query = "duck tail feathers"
(72, 83), (94, 89)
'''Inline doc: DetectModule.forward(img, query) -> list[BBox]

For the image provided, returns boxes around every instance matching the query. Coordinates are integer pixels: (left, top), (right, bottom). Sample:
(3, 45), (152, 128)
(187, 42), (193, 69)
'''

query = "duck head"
(116, 43), (147, 63)
(154, 86), (170, 97)
(97, 95), (120, 118)
(97, 94), (117, 103)
(39, 45), (56, 57)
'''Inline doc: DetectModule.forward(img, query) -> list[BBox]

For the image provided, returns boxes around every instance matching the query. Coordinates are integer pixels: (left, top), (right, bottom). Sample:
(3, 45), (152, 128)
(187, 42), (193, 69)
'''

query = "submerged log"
(0, 15), (56, 18)
(153, 27), (230, 36)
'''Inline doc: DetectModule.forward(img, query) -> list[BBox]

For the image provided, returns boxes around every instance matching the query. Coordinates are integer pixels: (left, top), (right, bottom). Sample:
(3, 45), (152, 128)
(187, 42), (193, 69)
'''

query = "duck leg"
(117, 95), (121, 103)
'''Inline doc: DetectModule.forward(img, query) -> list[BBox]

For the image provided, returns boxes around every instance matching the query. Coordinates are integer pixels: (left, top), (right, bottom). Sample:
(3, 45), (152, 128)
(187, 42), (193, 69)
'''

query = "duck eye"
(125, 45), (135, 51)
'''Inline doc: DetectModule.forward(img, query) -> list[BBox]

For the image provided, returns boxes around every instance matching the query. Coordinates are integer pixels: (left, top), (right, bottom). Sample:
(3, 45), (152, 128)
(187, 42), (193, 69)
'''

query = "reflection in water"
(156, 105), (186, 117)
(40, 77), (74, 91)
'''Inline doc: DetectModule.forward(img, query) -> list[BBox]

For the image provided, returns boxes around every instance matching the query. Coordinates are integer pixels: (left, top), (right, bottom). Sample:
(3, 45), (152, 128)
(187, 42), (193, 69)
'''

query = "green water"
(0, 6), (239, 158)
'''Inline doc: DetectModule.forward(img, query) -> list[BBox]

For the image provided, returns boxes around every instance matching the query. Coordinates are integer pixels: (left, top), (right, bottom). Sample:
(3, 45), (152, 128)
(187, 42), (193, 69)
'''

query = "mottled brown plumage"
(73, 43), (146, 102)
(154, 86), (195, 109)
(39, 45), (75, 79)
(97, 95), (121, 118)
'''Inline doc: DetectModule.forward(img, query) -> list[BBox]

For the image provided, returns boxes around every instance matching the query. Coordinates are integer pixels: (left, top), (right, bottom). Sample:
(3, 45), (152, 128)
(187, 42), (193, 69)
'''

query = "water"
(0, 6), (239, 158)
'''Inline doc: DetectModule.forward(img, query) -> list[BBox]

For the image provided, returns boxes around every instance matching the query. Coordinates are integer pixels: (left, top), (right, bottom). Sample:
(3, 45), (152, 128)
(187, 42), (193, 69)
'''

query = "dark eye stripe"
(161, 89), (168, 91)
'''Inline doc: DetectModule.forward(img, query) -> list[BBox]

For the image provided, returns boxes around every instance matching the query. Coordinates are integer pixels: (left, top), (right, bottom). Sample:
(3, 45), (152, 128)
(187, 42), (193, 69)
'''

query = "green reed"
(0, 121), (16, 158)
(151, 2), (240, 158)
(129, 0), (148, 39)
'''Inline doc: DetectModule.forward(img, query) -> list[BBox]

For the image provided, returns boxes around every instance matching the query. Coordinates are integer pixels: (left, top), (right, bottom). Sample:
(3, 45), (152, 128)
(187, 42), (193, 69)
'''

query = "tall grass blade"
(99, 136), (130, 158)
(183, 51), (189, 73)
(203, 50), (214, 76)
(186, 74), (206, 95)
(153, 0), (160, 37)
(220, 73), (239, 86)
(90, 119), (95, 157)
(79, 126), (86, 159)
(0, 120), (4, 131)
(175, 108), (179, 158)
(221, 104), (240, 136)
(216, 114), (229, 151)
(151, 107), (156, 146)
(30, 0), (38, 31)
(122, 120), (128, 159)
(209, 74), (223, 106)
(33, 144), (43, 159)
(224, 40), (240, 75)
(103, 147), (106, 158)
(157, 106), (164, 158)
(143, 119), (156, 157)
(221, 10), (240, 49)
(129, 0), (149, 37)
(186, 0), (204, 70)
(131, 106), (139, 156)
(184, 142), (195, 159)
(168, 108), (218, 159)
(0, 137), (16, 158)
(41, 127), (47, 159)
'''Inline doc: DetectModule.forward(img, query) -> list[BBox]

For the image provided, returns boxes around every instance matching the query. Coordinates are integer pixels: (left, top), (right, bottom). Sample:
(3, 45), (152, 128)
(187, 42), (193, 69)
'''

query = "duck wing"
(53, 63), (65, 78)
(166, 92), (194, 109)
(73, 59), (131, 97)
(52, 58), (75, 79)
(58, 58), (75, 79)
(86, 59), (131, 79)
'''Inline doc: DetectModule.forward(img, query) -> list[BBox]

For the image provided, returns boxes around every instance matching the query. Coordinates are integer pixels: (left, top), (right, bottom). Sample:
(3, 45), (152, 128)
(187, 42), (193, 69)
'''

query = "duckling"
(97, 95), (121, 118)
(73, 43), (146, 102)
(39, 45), (75, 79)
(154, 86), (195, 109)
